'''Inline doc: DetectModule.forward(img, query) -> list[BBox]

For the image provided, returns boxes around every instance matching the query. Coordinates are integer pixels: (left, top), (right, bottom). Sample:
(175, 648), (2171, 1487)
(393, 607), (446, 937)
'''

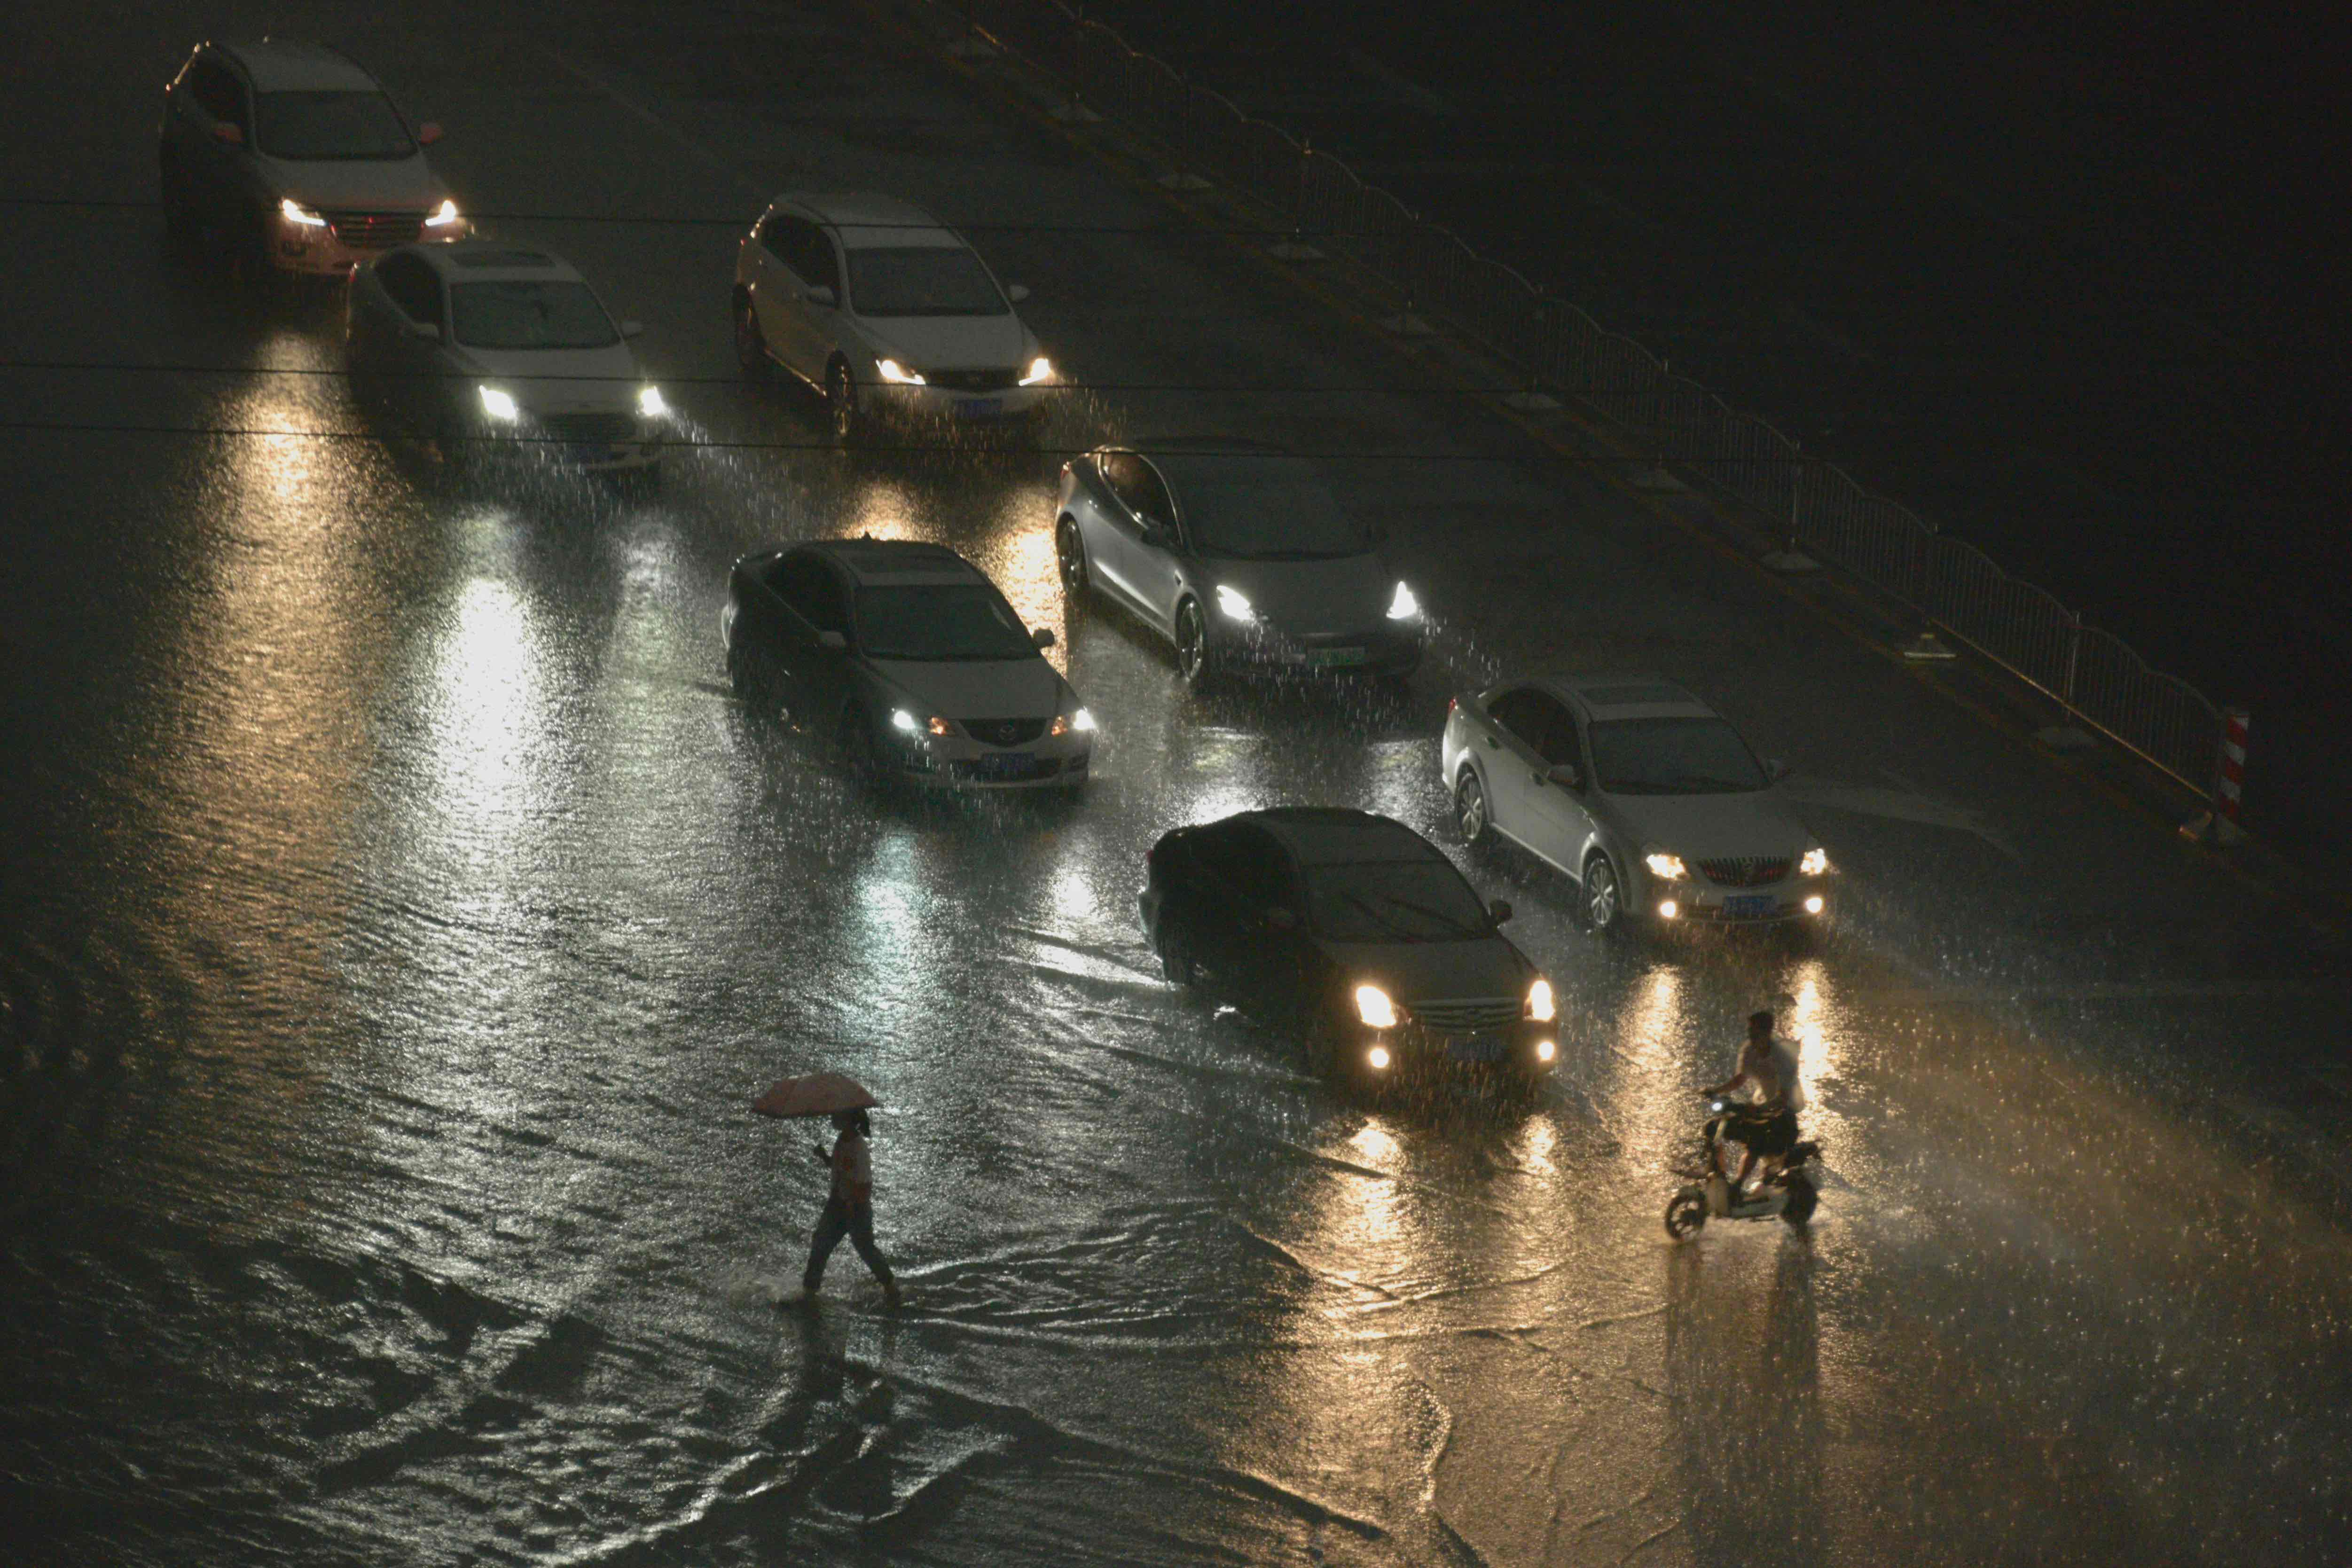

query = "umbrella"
(752, 1071), (879, 1119)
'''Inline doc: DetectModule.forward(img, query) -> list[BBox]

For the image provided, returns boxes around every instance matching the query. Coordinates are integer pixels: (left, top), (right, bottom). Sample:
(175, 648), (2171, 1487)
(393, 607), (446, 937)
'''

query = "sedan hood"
(1313, 934), (1530, 1007)
(1202, 551), (1392, 638)
(862, 315), (1031, 374)
(453, 342), (644, 416)
(871, 657), (1066, 721)
(264, 153), (447, 212)
(1605, 789), (1810, 860)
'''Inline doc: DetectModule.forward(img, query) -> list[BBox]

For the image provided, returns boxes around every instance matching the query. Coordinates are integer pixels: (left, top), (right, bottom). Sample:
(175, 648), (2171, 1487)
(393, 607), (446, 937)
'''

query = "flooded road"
(3, 3), (2349, 1563)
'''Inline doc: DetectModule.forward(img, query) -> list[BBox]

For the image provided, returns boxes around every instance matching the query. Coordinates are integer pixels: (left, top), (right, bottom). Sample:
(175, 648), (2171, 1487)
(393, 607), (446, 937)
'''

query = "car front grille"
(322, 210), (425, 248)
(1698, 857), (1791, 887)
(541, 411), (637, 445)
(928, 368), (1019, 392)
(963, 717), (1047, 747)
(1410, 998), (1520, 1033)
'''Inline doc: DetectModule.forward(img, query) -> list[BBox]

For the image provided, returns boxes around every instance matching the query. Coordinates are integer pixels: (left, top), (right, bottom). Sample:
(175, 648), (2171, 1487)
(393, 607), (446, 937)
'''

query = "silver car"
(1440, 674), (1833, 933)
(158, 39), (467, 279)
(1054, 442), (1425, 688)
(346, 241), (668, 476)
(729, 192), (1053, 445)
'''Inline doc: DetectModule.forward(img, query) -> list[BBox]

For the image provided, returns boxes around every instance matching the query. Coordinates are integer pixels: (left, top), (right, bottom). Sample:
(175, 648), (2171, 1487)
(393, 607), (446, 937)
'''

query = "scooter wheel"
(1780, 1174), (1818, 1227)
(1664, 1188), (1708, 1240)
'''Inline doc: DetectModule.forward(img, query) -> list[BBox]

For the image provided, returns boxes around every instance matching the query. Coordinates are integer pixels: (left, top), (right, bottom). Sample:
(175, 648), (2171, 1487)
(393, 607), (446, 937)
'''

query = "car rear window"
(449, 282), (618, 350)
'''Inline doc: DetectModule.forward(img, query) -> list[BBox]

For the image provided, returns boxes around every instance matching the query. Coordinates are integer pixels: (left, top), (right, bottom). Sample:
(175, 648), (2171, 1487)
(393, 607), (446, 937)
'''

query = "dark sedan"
(1139, 807), (1559, 1090)
(1054, 442), (1425, 688)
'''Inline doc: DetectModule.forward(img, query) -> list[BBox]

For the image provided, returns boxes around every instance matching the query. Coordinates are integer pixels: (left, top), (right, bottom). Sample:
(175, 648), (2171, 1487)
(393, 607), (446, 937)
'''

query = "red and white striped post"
(2183, 707), (2250, 845)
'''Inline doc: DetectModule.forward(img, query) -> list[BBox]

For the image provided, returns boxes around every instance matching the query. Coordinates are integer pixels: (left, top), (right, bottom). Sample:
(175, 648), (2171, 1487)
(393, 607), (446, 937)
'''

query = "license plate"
(1307, 646), (1367, 668)
(973, 752), (1034, 777)
(953, 398), (1002, 419)
(1724, 894), (1776, 919)
(1448, 1033), (1507, 1063)
(567, 445), (614, 463)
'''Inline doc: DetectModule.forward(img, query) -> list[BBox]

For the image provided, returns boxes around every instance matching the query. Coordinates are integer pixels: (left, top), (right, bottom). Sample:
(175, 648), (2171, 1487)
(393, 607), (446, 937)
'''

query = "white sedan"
(1441, 673), (1832, 933)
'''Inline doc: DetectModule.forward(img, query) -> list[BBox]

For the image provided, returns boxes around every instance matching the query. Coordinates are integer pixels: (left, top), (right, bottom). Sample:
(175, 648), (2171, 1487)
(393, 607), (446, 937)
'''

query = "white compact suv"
(347, 242), (668, 476)
(1441, 673), (1834, 933)
(730, 193), (1054, 444)
(159, 40), (467, 279)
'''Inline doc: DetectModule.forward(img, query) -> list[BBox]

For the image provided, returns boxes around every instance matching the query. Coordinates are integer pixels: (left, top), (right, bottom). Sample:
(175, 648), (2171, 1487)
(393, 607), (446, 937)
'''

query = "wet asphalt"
(2, 2), (2349, 1564)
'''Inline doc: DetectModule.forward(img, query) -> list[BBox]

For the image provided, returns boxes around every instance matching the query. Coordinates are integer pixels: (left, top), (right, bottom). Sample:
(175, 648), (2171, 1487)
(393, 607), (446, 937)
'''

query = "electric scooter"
(1664, 1094), (1821, 1239)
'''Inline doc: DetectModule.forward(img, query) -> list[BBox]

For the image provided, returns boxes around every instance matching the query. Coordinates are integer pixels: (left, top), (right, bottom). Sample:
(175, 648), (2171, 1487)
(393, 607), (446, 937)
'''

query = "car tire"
(1583, 852), (1626, 935)
(158, 151), (196, 244)
(732, 293), (771, 383)
(1455, 768), (1491, 847)
(1303, 1013), (1342, 1079)
(725, 632), (752, 696)
(1056, 517), (1090, 598)
(842, 708), (886, 786)
(1157, 925), (1195, 987)
(826, 360), (862, 447)
(1174, 599), (1214, 691)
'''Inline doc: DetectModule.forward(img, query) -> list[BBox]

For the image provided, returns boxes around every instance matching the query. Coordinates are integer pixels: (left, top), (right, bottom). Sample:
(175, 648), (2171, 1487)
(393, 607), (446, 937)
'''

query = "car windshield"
(855, 584), (1036, 661)
(844, 246), (1008, 317)
(253, 91), (415, 161)
(1306, 862), (1493, 944)
(448, 282), (618, 350)
(1165, 459), (1369, 558)
(1588, 717), (1769, 795)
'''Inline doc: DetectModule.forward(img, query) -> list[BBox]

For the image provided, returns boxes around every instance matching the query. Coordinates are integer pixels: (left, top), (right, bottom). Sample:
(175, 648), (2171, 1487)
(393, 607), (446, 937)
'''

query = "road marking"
(533, 46), (767, 202)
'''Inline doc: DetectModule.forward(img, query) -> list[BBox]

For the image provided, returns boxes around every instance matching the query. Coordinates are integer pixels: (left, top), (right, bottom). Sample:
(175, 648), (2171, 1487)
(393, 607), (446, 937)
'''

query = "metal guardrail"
(956, 0), (2232, 802)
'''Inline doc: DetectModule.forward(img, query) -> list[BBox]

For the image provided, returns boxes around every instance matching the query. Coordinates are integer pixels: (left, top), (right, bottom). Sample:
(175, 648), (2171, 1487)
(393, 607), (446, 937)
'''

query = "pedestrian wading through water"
(803, 1108), (900, 1307)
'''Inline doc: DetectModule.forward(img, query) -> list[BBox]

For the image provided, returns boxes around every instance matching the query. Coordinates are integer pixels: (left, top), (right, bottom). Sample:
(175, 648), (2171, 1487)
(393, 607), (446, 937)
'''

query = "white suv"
(158, 40), (466, 279)
(730, 193), (1054, 444)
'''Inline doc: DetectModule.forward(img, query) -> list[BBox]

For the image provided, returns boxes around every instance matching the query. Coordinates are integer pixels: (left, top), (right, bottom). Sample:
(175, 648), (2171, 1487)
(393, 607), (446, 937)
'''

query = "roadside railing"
(955, 0), (2233, 803)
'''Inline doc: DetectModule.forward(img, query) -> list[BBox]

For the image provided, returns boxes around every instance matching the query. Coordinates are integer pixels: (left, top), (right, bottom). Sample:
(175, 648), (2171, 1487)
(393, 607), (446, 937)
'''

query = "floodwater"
(2, 2), (2348, 1563)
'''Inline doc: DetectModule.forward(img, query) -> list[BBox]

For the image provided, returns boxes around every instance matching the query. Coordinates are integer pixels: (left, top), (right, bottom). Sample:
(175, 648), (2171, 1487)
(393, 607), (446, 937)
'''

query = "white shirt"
(1730, 1036), (1806, 1113)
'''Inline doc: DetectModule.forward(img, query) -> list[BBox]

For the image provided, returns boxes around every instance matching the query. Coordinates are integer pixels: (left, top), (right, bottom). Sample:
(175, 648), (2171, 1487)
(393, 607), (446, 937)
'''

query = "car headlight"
(1387, 581), (1421, 620)
(477, 385), (519, 422)
(890, 709), (954, 737)
(1019, 355), (1055, 386)
(1049, 707), (1097, 737)
(1800, 847), (1831, 877)
(1526, 978), (1555, 1022)
(875, 358), (925, 385)
(1215, 584), (1256, 623)
(1644, 852), (1688, 880)
(278, 198), (327, 227)
(637, 385), (669, 419)
(1353, 984), (1398, 1029)
(423, 198), (462, 228)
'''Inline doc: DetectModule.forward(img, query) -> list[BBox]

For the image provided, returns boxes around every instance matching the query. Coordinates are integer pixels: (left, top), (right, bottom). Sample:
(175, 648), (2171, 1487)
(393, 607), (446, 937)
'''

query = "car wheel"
(826, 360), (862, 447)
(158, 152), (195, 243)
(1455, 769), (1491, 846)
(842, 708), (886, 786)
(1056, 517), (1090, 598)
(732, 293), (770, 382)
(1303, 1013), (1341, 1079)
(1174, 599), (1212, 690)
(1583, 853), (1625, 934)
(725, 633), (752, 695)
(1157, 925), (1195, 987)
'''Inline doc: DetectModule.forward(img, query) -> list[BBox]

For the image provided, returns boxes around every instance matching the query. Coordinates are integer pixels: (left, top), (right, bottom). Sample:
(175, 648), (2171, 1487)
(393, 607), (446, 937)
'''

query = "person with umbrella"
(754, 1072), (901, 1308)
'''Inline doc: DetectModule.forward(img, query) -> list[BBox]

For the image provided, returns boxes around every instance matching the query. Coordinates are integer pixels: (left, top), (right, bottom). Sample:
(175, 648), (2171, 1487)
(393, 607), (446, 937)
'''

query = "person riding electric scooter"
(1703, 1010), (1804, 1201)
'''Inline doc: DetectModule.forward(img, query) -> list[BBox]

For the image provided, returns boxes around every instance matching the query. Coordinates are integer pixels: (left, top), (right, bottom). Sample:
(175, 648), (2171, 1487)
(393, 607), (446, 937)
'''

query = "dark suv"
(1139, 808), (1559, 1090)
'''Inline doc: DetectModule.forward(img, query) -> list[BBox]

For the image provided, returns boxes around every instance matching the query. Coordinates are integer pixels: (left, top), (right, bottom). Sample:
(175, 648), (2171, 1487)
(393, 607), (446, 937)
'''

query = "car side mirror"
(211, 121), (244, 147)
(1545, 763), (1583, 791)
(620, 319), (645, 339)
(804, 285), (836, 307)
(1265, 907), (1299, 931)
(404, 319), (442, 341)
(1032, 627), (1055, 649)
(817, 630), (848, 651)
(1765, 757), (1789, 782)
(416, 121), (445, 146)
(1006, 283), (1031, 303)
(1487, 899), (1514, 925)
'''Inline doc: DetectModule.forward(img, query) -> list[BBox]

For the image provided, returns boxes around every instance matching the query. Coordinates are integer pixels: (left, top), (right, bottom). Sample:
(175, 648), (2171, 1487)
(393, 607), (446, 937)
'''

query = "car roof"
(1230, 808), (1452, 867)
(797, 538), (987, 587)
(213, 39), (381, 93)
(1530, 672), (1717, 720)
(779, 192), (964, 251)
(401, 242), (583, 283)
